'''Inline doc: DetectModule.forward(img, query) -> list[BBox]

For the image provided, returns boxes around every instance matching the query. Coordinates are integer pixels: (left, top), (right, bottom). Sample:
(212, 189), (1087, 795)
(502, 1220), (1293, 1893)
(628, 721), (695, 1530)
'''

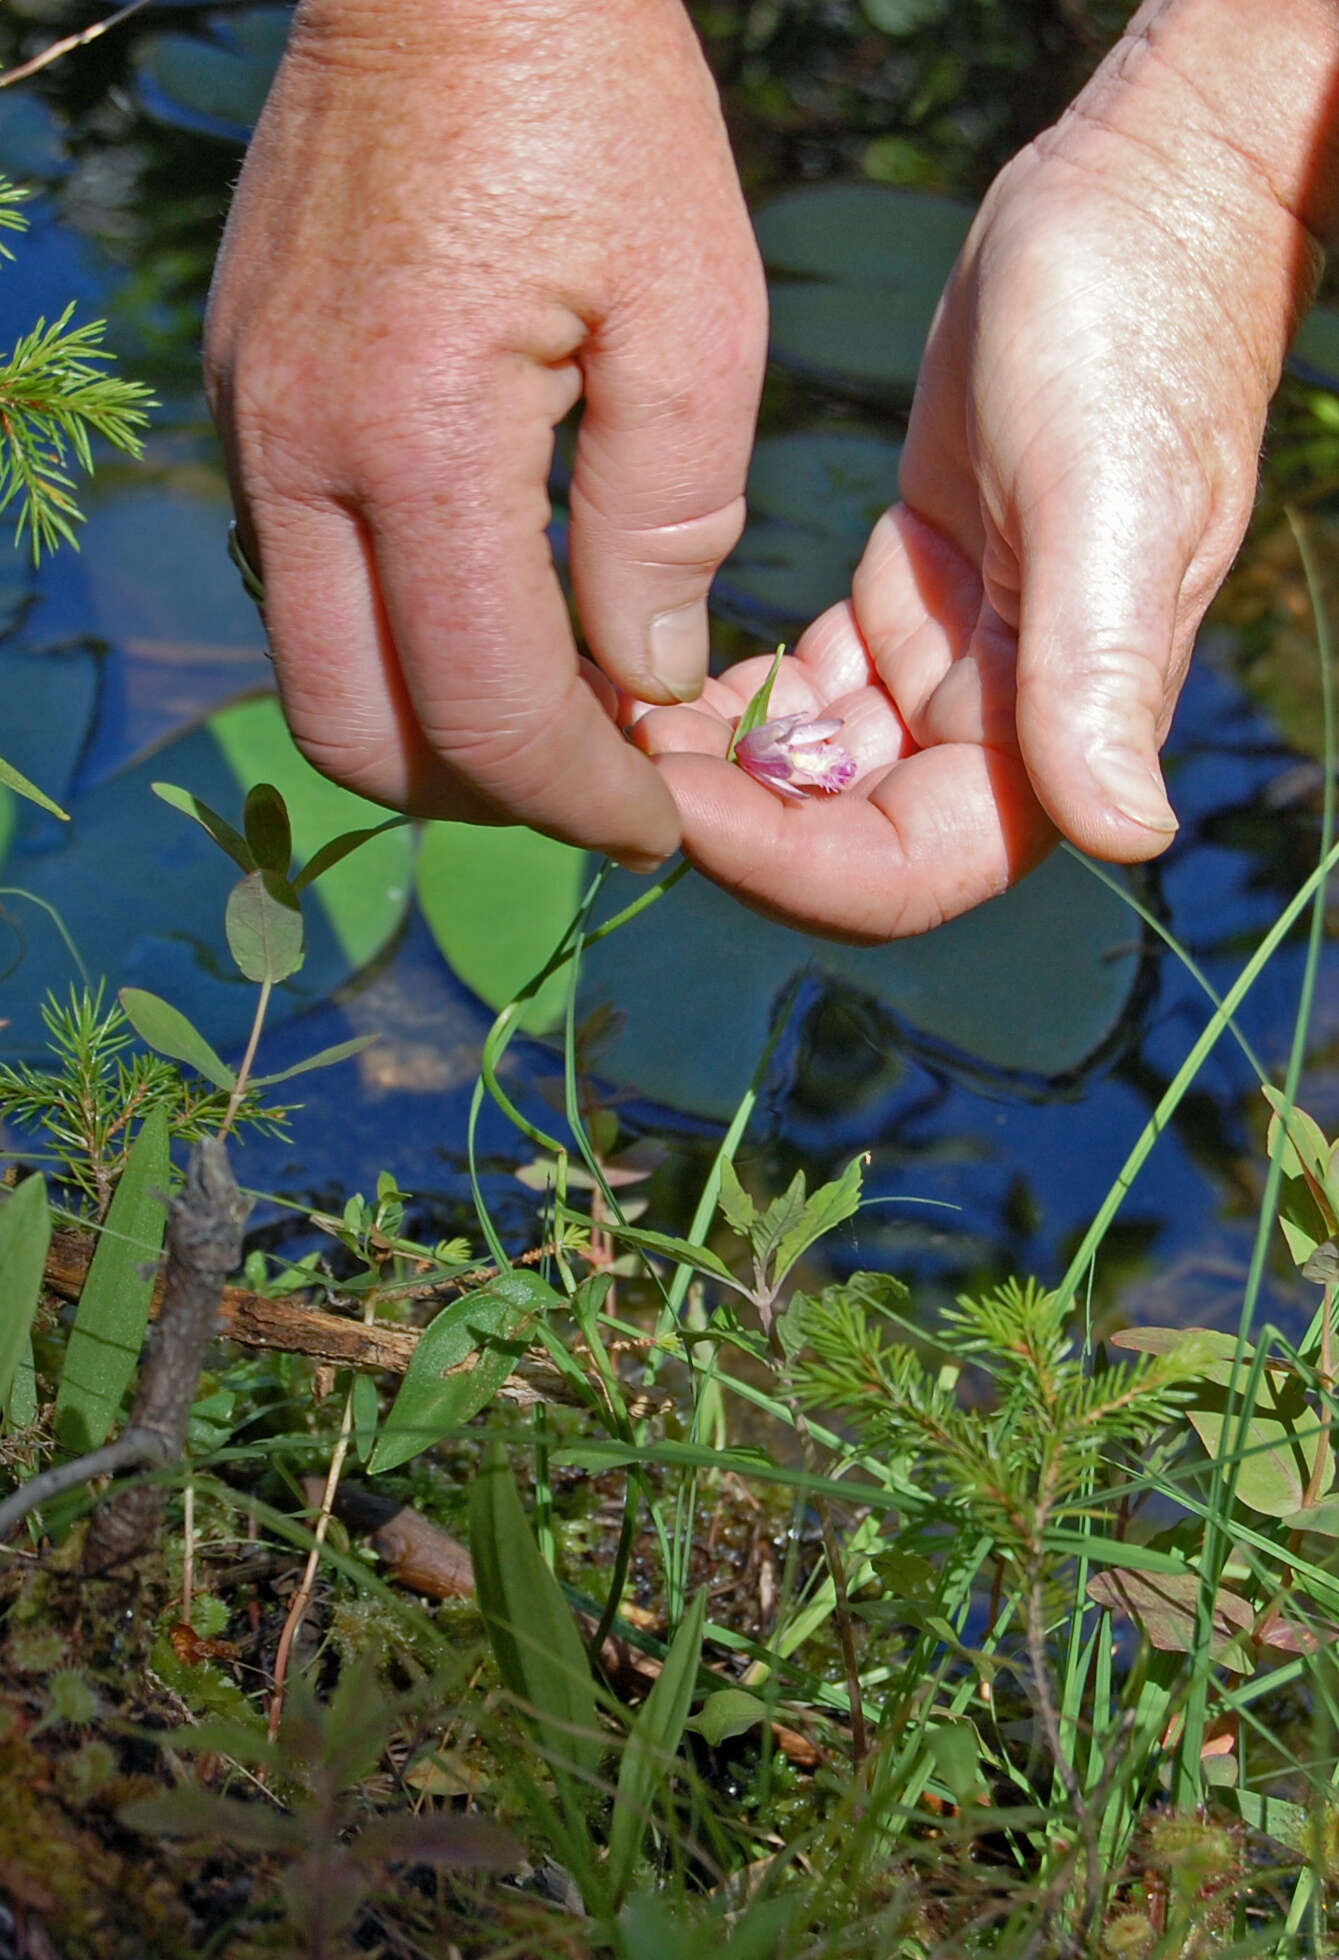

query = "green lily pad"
(413, 821), (1144, 1115)
(756, 184), (974, 396)
(721, 430), (902, 626)
(0, 694), (412, 1059)
(135, 10), (291, 141)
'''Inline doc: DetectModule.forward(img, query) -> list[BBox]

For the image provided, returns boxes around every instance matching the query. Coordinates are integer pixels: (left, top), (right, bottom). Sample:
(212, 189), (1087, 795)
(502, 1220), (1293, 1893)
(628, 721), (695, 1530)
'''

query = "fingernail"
(611, 849), (668, 876)
(1090, 748), (1179, 834)
(648, 602), (709, 702)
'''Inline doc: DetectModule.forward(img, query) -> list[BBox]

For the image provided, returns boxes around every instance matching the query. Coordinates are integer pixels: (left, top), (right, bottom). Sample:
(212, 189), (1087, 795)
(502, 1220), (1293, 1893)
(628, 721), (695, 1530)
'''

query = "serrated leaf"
(242, 782), (291, 876)
(250, 1034), (378, 1087)
(468, 1444), (603, 1784)
(608, 1588), (706, 1901)
(368, 1271), (556, 1474)
(291, 814), (412, 893)
(686, 1687), (769, 1747)
(726, 645), (784, 760)
(769, 1155), (864, 1285)
(0, 753), (67, 820)
(0, 1174), (49, 1411)
(152, 781), (252, 871)
(716, 1159), (756, 1237)
(54, 1106), (169, 1452)
(1086, 1569), (1254, 1667)
(121, 1788), (305, 1853)
(225, 868), (304, 984)
(750, 1171), (808, 1275)
(119, 988), (236, 1090)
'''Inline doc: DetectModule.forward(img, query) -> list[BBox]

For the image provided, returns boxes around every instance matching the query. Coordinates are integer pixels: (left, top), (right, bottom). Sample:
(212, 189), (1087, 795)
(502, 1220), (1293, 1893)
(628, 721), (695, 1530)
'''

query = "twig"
(0, 0), (154, 89)
(0, 1428), (166, 1543)
(83, 1137), (250, 1575)
(268, 1389), (354, 1740)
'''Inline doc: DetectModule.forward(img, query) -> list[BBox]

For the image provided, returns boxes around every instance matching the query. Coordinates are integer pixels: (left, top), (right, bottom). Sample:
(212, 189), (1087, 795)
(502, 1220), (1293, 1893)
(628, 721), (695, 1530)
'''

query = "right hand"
(204, 0), (767, 869)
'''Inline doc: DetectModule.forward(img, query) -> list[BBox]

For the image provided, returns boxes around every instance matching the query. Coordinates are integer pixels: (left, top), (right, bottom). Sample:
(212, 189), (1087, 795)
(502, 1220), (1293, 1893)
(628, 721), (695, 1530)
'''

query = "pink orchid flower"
(735, 713), (857, 802)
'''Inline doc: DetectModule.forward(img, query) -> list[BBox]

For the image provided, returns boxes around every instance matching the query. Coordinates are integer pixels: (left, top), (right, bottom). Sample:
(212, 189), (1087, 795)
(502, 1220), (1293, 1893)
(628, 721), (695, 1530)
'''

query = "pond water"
(0, 3), (1336, 1338)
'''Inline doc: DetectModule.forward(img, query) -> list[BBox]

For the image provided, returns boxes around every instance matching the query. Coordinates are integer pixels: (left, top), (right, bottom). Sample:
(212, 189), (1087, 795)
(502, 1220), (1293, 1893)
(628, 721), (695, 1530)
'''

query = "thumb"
(1012, 499), (1186, 861)
(568, 261), (768, 706)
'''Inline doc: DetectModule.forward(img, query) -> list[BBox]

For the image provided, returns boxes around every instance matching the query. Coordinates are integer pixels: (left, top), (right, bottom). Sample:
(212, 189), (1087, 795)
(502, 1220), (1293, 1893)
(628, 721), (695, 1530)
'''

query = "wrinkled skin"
(635, 4), (1335, 937)
(208, 0), (1337, 938)
(204, 0), (767, 870)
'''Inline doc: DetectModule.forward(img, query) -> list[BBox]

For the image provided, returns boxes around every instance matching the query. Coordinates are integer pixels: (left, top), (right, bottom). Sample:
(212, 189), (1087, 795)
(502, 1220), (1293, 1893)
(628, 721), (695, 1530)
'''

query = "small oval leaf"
(119, 987), (236, 1090)
(225, 869), (304, 984)
(242, 782), (291, 876)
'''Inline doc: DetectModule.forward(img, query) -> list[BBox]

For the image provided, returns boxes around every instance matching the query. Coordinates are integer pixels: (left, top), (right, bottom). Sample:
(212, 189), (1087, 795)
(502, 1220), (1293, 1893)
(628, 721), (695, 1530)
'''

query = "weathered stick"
(82, 1138), (250, 1575)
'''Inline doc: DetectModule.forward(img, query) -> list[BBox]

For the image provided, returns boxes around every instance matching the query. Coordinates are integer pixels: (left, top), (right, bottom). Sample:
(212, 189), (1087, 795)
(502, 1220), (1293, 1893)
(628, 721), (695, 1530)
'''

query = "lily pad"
(412, 822), (1145, 1118)
(0, 694), (412, 1059)
(755, 184), (974, 396)
(719, 430), (902, 628)
(135, 9), (291, 144)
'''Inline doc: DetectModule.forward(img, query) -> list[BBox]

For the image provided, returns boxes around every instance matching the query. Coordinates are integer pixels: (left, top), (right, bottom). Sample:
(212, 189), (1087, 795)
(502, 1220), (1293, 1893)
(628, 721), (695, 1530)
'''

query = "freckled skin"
(210, 0), (1339, 939)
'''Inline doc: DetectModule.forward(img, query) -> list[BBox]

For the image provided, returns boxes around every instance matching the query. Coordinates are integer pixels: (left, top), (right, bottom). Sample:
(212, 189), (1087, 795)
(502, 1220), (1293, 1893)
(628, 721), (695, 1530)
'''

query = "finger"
(849, 507), (984, 742)
(568, 234), (768, 707)
(1012, 484), (1187, 859)
(246, 496), (500, 828)
(654, 743), (1054, 942)
(351, 368), (683, 867)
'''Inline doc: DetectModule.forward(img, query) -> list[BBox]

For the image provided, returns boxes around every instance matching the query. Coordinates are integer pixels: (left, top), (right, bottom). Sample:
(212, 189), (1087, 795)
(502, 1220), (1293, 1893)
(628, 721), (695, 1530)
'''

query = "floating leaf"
(0, 1174), (49, 1412)
(416, 821), (586, 1035)
(368, 1271), (556, 1474)
(468, 1444), (603, 1785)
(119, 987), (235, 1090)
(1087, 1569), (1254, 1668)
(608, 1588), (706, 1901)
(225, 868), (304, 985)
(54, 1106), (170, 1452)
(242, 782), (291, 876)
(756, 184), (973, 395)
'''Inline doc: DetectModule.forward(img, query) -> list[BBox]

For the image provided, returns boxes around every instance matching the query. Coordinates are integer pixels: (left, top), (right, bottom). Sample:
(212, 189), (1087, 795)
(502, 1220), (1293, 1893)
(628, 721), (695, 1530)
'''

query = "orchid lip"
(735, 712), (857, 801)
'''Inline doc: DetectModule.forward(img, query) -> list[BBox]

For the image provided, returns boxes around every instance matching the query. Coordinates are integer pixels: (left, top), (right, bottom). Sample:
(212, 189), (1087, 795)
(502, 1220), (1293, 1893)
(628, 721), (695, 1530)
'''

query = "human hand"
(204, 0), (766, 869)
(635, 0), (1338, 939)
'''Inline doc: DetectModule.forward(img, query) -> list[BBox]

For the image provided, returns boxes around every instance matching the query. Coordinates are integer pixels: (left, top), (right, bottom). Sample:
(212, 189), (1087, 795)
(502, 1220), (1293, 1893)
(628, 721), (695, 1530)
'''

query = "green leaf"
(54, 1106), (170, 1452)
(352, 1372), (379, 1466)
(1187, 1394), (1327, 1518)
(468, 1443), (603, 1784)
(0, 753), (67, 821)
(769, 1155), (864, 1285)
(242, 783), (291, 876)
(584, 1219), (746, 1293)
(608, 1587), (707, 1901)
(1086, 1569), (1254, 1669)
(749, 1172), (808, 1275)
(416, 821), (587, 1035)
(726, 645), (784, 760)
(926, 1719), (990, 1808)
(716, 1159), (756, 1237)
(686, 1687), (769, 1748)
(151, 781), (252, 871)
(290, 815), (412, 893)
(1109, 1326), (1261, 1390)
(0, 1174), (49, 1411)
(368, 1271), (556, 1474)
(118, 988), (236, 1091)
(249, 1034), (378, 1088)
(6, 1341), (36, 1429)
(224, 868), (304, 985)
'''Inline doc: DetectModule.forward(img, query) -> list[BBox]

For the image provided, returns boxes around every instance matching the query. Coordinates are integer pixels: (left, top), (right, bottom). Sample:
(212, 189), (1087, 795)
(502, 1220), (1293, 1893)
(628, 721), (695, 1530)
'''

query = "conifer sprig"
(0, 179), (155, 562)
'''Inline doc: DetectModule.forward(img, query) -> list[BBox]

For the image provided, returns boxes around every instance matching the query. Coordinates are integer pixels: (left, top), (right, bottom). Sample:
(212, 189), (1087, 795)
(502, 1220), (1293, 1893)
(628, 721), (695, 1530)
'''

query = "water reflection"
(0, 2), (1333, 1346)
